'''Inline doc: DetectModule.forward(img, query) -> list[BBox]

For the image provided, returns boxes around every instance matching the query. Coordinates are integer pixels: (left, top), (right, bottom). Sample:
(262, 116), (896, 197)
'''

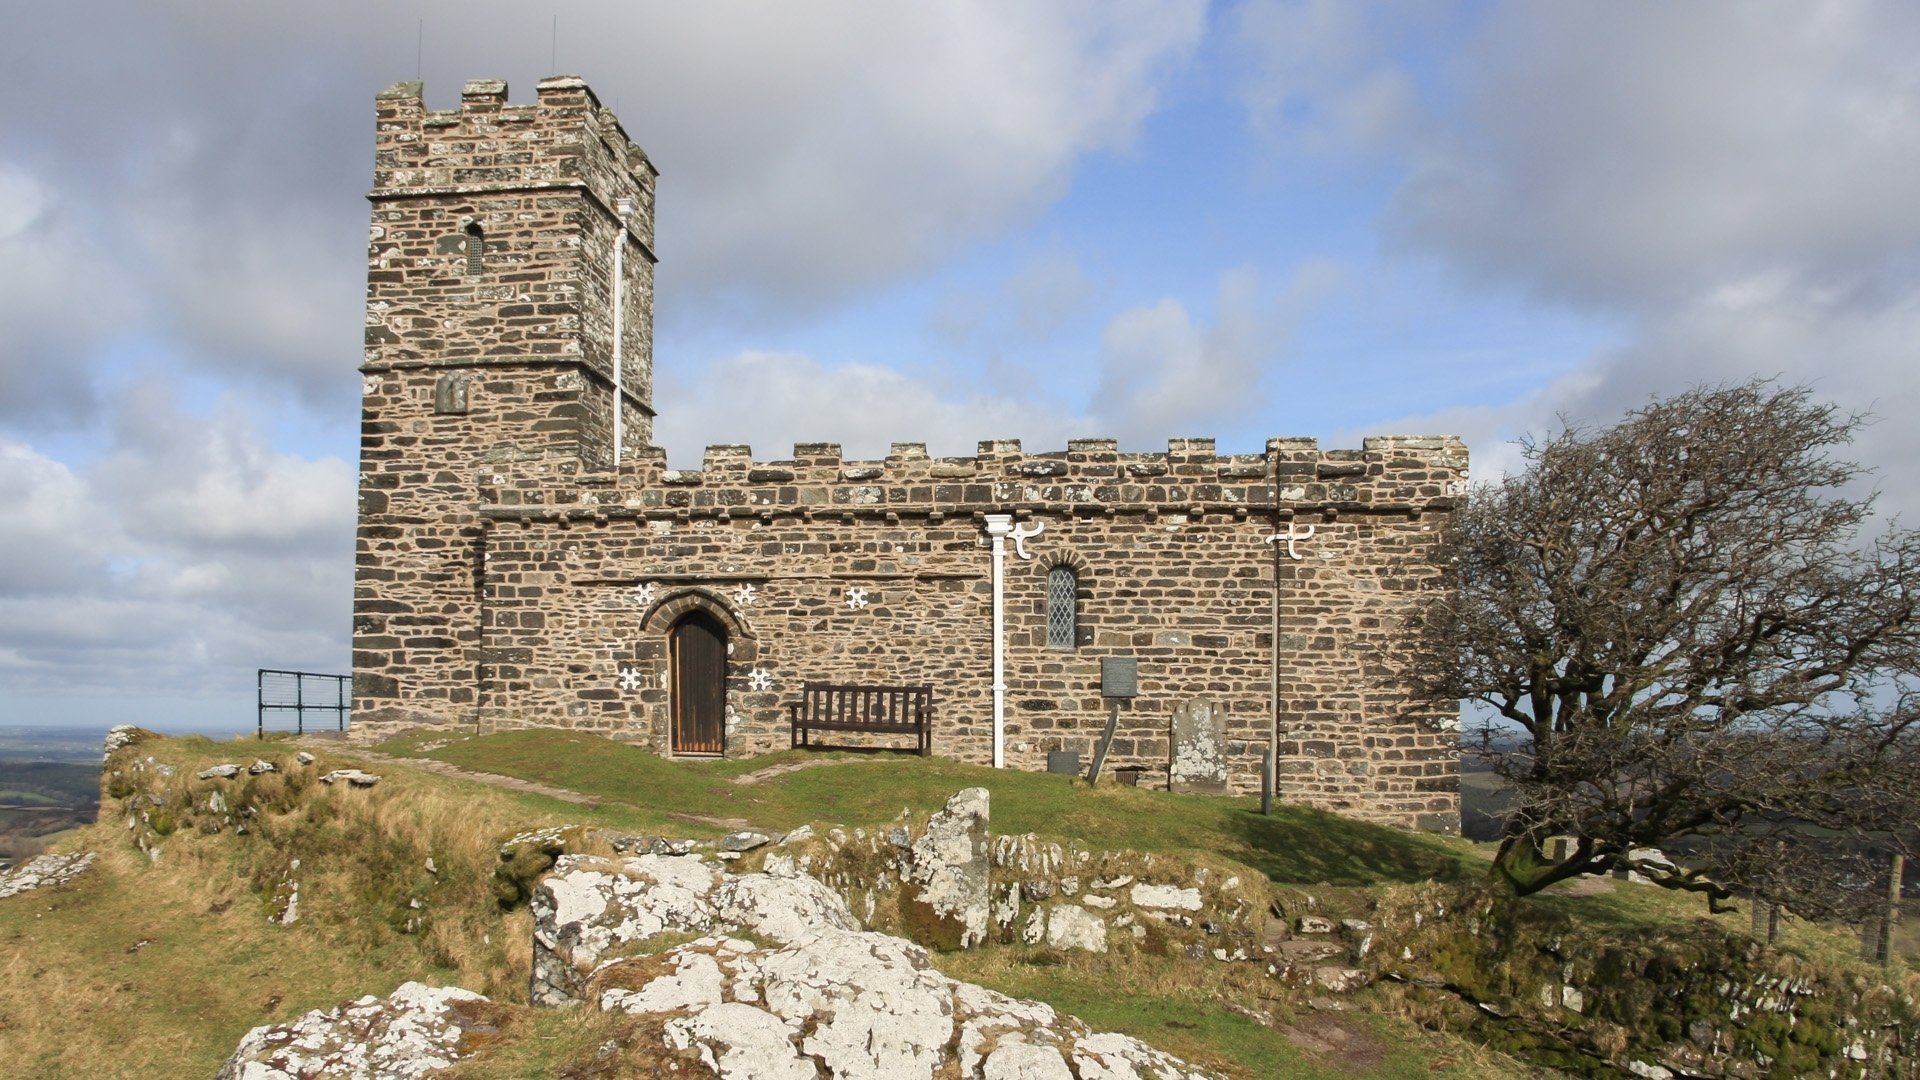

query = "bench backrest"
(794, 682), (933, 727)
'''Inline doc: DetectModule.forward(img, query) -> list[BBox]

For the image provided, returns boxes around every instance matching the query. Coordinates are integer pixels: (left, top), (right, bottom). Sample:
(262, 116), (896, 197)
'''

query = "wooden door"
(670, 611), (727, 754)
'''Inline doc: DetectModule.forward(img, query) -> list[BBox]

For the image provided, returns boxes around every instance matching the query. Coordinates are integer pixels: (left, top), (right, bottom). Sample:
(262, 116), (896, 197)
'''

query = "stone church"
(351, 77), (1467, 831)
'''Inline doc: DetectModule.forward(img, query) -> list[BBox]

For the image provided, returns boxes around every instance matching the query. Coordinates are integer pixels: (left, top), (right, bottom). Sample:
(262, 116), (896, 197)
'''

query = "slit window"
(465, 223), (485, 274)
(1046, 566), (1077, 650)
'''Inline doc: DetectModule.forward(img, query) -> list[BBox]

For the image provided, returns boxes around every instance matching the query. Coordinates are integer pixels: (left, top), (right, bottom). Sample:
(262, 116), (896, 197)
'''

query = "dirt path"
(727, 758), (843, 786)
(297, 742), (756, 832)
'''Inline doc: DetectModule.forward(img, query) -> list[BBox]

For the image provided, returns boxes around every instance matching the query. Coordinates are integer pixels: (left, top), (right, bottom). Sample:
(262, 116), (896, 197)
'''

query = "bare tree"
(1420, 381), (1920, 915)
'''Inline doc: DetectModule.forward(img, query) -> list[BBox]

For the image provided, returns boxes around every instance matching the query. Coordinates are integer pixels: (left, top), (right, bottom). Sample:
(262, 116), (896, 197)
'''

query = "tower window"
(1046, 565), (1077, 650)
(465, 223), (486, 274)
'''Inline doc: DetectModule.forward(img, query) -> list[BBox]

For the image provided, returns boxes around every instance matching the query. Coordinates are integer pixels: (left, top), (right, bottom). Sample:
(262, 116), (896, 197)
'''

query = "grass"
(375, 729), (1482, 887)
(0, 734), (602, 1078)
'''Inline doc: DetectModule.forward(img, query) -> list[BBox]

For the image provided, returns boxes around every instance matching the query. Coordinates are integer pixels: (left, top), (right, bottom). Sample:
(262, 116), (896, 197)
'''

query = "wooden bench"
(788, 682), (933, 756)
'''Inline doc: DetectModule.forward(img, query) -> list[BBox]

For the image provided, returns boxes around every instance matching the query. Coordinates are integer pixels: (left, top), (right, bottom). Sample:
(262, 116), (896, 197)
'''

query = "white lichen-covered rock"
(1044, 905), (1109, 953)
(0, 852), (97, 899)
(216, 982), (490, 1080)
(597, 929), (1216, 1080)
(1130, 883), (1202, 911)
(198, 764), (244, 780)
(102, 725), (144, 759)
(532, 854), (860, 1006)
(319, 769), (380, 788)
(719, 829), (776, 852)
(899, 786), (991, 948)
(545, 855), (1221, 1079)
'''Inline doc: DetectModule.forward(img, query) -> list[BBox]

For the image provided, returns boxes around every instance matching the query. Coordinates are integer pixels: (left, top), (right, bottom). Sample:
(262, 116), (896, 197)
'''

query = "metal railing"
(257, 669), (351, 736)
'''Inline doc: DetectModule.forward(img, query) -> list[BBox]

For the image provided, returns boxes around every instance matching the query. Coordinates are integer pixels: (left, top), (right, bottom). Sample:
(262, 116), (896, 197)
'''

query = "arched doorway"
(670, 610), (727, 754)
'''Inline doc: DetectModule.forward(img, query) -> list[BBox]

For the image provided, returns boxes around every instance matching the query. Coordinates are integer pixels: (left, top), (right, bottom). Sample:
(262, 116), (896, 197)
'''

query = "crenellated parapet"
(477, 435), (1469, 521)
(371, 76), (657, 248)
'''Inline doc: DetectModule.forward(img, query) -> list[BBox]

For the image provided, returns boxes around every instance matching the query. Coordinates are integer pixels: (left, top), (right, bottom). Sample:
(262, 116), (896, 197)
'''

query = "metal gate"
(257, 669), (351, 736)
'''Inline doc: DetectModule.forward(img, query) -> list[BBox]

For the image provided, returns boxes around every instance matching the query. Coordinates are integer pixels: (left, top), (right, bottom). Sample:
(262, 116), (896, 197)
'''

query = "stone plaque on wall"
(1168, 699), (1228, 794)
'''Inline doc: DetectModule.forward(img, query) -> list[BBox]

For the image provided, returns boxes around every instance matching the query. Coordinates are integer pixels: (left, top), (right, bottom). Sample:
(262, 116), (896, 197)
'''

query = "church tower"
(352, 77), (657, 731)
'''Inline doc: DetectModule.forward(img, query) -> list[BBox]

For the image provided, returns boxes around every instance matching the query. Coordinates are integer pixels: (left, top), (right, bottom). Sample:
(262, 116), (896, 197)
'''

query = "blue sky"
(2, 1), (1917, 736)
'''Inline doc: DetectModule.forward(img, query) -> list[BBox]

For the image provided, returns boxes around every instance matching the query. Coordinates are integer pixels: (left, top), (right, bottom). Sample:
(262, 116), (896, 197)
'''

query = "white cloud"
(1232, 0), (1436, 153)
(0, 163), (132, 423)
(0, 386), (353, 699)
(653, 350), (1092, 466)
(93, 382), (354, 553)
(931, 249), (1098, 350)
(623, 1), (1207, 319)
(1350, 1), (1920, 520)
(1091, 263), (1342, 444)
(1389, 1), (1920, 309)
(0, 1), (1207, 399)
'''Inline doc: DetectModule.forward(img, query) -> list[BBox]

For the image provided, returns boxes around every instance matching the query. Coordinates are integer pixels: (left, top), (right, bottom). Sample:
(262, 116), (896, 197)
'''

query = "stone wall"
(355, 77), (656, 731)
(458, 434), (1464, 829)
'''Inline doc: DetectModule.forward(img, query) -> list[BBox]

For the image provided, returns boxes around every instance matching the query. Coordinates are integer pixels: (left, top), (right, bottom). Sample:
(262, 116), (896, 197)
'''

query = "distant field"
(0, 760), (100, 860)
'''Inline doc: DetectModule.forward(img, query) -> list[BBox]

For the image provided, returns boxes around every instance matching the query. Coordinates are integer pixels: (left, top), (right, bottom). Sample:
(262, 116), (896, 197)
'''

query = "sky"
(1, 1), (1917, 737)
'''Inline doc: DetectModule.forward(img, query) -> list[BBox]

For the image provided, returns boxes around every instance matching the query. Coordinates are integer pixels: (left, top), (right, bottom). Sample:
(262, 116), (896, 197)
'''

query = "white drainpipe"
(611, 197), (634, 467)
(983, 513), (1044, 769)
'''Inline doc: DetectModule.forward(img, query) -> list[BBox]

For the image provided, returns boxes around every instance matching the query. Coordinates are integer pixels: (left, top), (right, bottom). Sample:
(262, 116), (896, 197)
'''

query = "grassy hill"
(2, 729), (1908, 1077)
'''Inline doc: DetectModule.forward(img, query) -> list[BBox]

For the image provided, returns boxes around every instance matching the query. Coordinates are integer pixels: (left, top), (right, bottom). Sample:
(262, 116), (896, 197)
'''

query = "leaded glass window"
(465, 222), (486, 274)
(1046, 566), (1077, 650)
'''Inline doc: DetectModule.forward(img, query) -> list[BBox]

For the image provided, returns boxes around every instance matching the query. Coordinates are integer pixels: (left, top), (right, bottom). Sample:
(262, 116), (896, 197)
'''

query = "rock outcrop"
(531, 852), (858, 1006)
(0, 851), (97, 900)
(535, 852), (1224, 1079)
(216, 982), (495, 1080)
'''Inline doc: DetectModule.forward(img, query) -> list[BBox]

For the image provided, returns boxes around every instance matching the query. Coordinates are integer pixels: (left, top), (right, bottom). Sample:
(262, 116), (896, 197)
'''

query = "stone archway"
(637, 587), (759, 755)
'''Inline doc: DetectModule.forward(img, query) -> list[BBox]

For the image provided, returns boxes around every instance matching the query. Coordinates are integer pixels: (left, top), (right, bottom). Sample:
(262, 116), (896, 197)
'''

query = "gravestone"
(1168, 699), (1228, 794)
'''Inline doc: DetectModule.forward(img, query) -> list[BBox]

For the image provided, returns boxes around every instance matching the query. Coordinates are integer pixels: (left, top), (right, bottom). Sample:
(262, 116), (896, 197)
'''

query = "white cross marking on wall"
(747, 668), (773, 692)
(1264, 521), (1316, 560)
(617, 666), (645, 691)
(734, 582), (757, 606)
(633, 582), (657, 606)
(846, 587), (869, 609)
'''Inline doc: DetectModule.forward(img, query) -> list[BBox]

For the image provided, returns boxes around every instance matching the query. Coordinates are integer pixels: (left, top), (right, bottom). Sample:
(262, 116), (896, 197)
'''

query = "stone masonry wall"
(458, 435), (1465, 830)
(355, 78), (656, 730)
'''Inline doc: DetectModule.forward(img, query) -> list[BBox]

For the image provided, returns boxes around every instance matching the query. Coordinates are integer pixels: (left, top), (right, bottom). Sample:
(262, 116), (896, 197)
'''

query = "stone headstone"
(1168, 699), (1228, 794)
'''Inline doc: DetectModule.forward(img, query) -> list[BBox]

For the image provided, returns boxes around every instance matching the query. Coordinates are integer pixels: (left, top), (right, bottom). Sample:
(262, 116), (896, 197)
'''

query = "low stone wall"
(737, 788), (1272, 966)
(1362, 882), (1918, 1079)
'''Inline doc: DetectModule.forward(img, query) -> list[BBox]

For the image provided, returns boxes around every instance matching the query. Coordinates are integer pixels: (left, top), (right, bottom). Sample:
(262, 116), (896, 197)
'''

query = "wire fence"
(256, 669), (351, 736)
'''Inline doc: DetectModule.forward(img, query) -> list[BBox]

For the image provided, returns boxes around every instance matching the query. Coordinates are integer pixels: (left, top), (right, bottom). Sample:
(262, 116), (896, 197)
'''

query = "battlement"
(478, 434), (1468, 520)
(371, 76), (657, 246)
